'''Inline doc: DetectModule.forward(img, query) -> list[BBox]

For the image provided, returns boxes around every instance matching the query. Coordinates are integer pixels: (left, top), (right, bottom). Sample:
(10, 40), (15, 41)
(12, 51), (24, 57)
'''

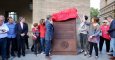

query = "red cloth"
(100, 25), (111, 40)
(52, 8), (78, 21)
(39, 24), (46, 38)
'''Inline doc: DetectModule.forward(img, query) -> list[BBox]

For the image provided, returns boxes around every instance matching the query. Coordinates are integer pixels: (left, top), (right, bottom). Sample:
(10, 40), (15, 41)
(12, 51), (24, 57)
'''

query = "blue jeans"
(33, 40), (38, 55)
(40, 38), (45, 52)
(0, 38), (7, 60)
(110, 38), (115, 56)
(45, 40), (51, 55)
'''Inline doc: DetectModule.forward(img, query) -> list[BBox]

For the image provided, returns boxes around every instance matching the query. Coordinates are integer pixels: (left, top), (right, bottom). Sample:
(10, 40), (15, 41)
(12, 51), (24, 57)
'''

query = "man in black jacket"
(15, 17), (28, 57)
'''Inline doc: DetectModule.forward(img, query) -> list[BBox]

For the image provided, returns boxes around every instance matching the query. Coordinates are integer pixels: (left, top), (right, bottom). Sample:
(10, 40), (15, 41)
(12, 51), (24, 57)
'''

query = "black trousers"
(25, 37), (29, 49)
(99, 36), (110, 52)
(6, 38), (16, 57)
(6, 38), (11, 58)
(89, 42), (98, 56)
(17, 37), (25, 56)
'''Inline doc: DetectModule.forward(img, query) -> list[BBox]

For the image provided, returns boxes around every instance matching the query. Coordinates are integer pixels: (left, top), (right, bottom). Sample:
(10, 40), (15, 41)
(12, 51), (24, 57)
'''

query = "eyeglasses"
(103, 22), (107, 23)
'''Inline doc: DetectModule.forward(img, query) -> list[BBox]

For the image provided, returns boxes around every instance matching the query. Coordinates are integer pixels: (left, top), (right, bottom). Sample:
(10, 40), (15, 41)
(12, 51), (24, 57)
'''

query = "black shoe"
(11, 54), (16, 57)
(84, 54), (87, 56)
(27, 47), (29, 49)
(18, 55), (21, 58)
(31, 49), (34, 52)
(108, 54), (113, 56)
(22, 54), (25, 57)
(34, 52), (37, 56)
(6, 55), (10, 59)
(3, 58), (8, 60)
(46, 54), (49, 56)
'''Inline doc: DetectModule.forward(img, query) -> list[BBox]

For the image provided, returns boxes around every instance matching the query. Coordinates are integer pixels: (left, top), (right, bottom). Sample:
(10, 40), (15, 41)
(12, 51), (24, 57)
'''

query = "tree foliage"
(90, 7), (99, 18)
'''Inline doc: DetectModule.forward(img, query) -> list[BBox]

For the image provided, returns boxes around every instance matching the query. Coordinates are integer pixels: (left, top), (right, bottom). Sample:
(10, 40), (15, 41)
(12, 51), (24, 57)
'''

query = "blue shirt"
(45, 20), (54, 40)
(109, 19), (115, 38)
(6, 22), (16, 38)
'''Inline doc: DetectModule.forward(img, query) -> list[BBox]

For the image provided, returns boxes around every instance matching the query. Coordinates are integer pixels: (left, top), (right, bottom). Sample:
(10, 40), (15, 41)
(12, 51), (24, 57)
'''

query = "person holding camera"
(0, 15), (9, 60)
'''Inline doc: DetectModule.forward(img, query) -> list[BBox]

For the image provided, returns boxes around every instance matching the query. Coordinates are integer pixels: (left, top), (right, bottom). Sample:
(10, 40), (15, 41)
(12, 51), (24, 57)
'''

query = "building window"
(8, 12), (17, 21)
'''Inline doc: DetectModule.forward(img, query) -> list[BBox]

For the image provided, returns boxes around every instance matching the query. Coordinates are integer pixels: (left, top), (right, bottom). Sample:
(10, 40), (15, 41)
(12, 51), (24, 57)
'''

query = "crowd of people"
(0, 15), (54, 60)
(0, 14), (115, 60)
(79, 15), (115, 59)
(31, 15), (54, 56)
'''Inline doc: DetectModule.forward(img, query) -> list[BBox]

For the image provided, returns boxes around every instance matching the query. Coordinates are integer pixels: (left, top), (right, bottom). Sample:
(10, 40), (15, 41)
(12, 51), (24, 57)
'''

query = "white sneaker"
(107, 52), (112, 55)
(84, 52), (87, 56)
(49, 52), (51, 54)
(80, 50), (84, 53)
(95, 56), (98, 59)
(41, 52), (44, 54)
(88, 55), (91, 57)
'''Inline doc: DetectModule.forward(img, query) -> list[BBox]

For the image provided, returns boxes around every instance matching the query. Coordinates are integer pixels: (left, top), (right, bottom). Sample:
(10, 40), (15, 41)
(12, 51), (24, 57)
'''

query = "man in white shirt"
(15, 17), (28, 57)
(79, 15), (89, 56)
(0, 15), (9, 60)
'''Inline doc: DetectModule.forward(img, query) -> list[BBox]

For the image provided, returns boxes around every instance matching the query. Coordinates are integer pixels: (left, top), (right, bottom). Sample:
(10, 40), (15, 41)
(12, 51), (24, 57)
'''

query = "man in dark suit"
(45, 15), (54, 56)
(15, 17), (28, 57)
(107, 16), (115, 59)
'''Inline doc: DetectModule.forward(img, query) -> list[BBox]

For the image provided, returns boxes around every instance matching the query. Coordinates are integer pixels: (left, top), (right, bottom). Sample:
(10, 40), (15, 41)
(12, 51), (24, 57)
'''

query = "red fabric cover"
(52, 8), (78, 21)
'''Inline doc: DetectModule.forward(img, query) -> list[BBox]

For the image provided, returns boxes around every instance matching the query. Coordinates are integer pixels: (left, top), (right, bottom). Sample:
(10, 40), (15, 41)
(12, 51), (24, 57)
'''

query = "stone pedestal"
(52, 18), (77, 55)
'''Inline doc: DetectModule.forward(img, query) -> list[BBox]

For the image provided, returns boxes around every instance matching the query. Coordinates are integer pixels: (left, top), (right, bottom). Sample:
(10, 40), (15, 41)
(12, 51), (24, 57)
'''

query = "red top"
(32, 27), (39, 32)
(39, 24), (46, 38)
(100, 25), (111, 40)
(32, 27), (39, 36)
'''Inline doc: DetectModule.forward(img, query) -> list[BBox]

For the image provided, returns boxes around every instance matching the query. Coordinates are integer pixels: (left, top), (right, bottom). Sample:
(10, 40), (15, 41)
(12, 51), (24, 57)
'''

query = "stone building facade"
(33, 0), (90, 23)
(0, 0), (32, 30)
(33, 0), (90, 52)
(0, 0), (90, 51)
(100, 0), (115, 19)
(0, 0), (90, 30)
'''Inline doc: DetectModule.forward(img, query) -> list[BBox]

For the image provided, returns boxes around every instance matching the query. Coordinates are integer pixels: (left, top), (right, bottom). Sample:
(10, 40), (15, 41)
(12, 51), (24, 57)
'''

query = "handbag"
(88, 36), (98, 43)
(32, 35), (37, 40)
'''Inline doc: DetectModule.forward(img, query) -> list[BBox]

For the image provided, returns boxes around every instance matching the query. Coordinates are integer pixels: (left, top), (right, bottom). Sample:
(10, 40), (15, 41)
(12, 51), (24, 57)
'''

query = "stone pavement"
(11, 53), (110, 60)
(0, 39), (111, 60)
(9, 42), (111, 60)
(7, 49), (110, 60)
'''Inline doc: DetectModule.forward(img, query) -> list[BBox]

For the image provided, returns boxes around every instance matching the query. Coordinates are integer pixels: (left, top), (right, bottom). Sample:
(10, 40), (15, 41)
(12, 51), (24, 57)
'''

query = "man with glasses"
(0, 15), (9, 60)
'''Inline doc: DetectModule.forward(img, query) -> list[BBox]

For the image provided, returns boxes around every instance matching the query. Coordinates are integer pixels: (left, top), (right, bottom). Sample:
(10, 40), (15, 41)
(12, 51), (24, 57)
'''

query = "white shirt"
(79, 22), (89, 34)
(20, 22), (23, 29)
(0, 23), (9, 38)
